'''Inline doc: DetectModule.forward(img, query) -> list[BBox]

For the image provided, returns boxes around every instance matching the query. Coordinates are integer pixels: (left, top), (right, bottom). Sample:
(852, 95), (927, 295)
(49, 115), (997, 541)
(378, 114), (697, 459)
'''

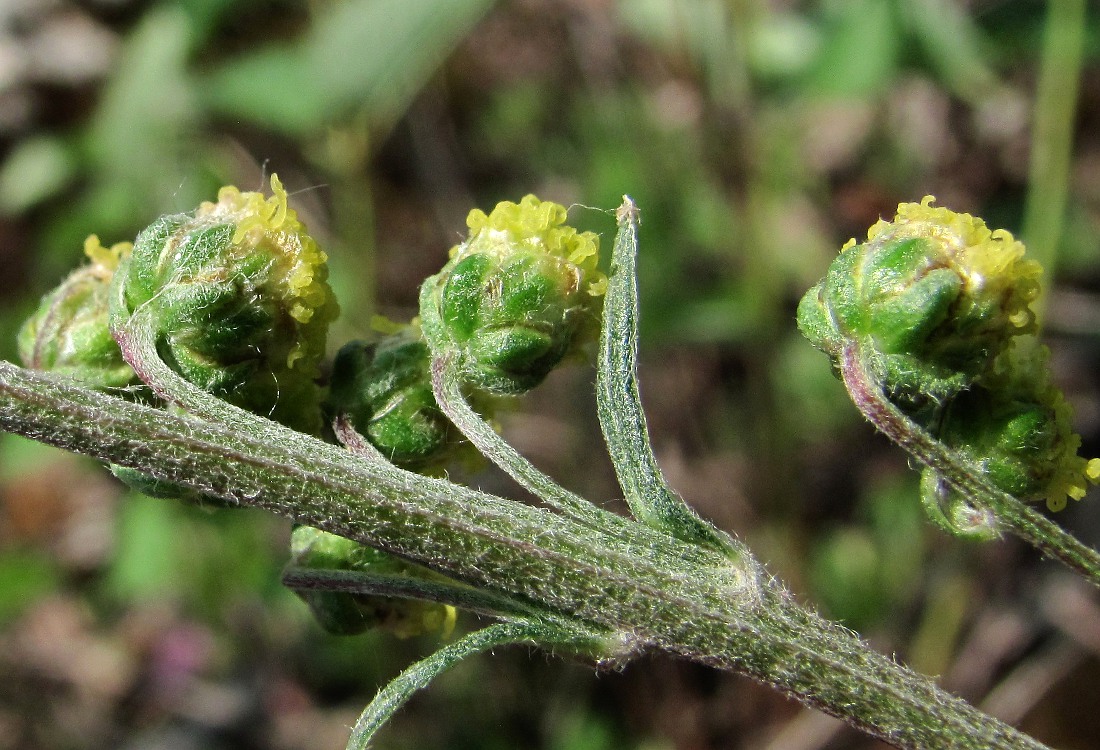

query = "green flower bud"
(939, 392), (1054, 498)
(919, 470), (999, 541)
(111, 175), (338, 434)
(798, 196), (1041, 410)
(19, 236), (137, 389)
(289, 525), (455, 638)
(934, 345), (1100, 512)
(420, 195), (606, 395)
(327, 323), (455, 470)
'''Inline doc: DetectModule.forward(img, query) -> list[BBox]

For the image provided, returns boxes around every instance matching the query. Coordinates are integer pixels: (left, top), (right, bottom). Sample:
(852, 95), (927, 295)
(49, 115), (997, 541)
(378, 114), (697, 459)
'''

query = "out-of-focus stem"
(1022, 0), (1086, 324)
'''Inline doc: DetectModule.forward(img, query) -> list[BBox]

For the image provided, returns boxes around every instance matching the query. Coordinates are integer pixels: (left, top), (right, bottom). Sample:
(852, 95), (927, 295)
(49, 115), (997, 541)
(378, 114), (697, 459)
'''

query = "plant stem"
(840, 339), (1100, 586)
(281, 566), (542, 620)
(0, 361), (1050, 750)
(428, 352), (602, 523)
(426, 353), (727, 570)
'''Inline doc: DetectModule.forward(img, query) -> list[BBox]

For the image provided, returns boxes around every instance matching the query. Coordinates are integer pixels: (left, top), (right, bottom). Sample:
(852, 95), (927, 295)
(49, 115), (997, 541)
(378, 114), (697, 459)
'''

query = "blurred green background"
(2, 0), (1100, 748)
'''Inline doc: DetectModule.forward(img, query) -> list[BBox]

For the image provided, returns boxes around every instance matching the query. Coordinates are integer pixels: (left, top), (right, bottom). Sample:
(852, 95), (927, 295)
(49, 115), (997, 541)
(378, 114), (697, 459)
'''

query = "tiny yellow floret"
(197, 174), (336, 333)
(82, 235), (132, 279)
(1042, 400), (1100, 512)
(456, 194), (607, 297)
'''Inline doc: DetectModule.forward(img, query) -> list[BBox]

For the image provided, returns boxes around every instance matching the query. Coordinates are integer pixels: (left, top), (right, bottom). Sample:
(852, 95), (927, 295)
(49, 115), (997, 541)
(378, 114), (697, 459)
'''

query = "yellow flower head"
(1019, 352), (1100, 512)
(115, 173), (338, 433)
(18, 235), (137, 389)
(868, 196), (1043, 332)
(455, 194), (607, 297)
(198, 174), (335, 327)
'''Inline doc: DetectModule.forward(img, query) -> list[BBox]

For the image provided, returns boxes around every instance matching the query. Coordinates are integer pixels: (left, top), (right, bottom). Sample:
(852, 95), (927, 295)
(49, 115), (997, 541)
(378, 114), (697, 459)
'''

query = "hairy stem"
(346, 621), (593, 750)
(429, 352), (604, 523)
(0, 361), (1049, 750)
(427, 353), (727, 570)
(281, 566), (542, 621)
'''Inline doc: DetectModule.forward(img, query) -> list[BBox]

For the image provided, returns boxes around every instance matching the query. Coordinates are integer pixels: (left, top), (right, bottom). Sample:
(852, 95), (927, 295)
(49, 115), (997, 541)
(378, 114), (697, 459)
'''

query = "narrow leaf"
(597, 197), (737, 556)
(346, 621), (584, 750)
(282, 565), (540, 620)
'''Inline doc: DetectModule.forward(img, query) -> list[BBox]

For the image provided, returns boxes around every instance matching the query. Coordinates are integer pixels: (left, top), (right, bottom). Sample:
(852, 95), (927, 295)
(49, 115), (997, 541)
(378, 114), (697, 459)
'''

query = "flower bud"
(421, 195), (606, 395)
(112, 175), (338, 434)
(327, 325), (455, 470)
(799, 196), (1041, 410)
(934, 346), (1100, 512)
(289, 525), (455, 638)
(19, 236), (136, 389)
(919, 470), (1000, 541)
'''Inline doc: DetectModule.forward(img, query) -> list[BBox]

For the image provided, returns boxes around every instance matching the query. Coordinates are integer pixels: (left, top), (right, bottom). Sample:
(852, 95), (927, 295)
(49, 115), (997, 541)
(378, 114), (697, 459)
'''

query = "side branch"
(0, 360), (1051, 750)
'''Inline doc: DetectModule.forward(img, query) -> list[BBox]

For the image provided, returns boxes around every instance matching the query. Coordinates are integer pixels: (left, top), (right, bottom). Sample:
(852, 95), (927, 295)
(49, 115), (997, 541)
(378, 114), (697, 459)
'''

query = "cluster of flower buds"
(20, 183), (606, 638)
(799, 197), (1099, 512)
(419, 194), (606, 395)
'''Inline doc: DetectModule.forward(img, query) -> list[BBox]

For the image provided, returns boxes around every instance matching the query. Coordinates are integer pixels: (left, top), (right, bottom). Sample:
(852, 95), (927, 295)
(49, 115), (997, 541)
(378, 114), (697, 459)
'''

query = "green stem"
(840, 339), (1100, 586)
(0, 361), (1050, 750)
(597, 198), (737, 556)
(1022, 0), (1086, 325)
(428, 351), (604, 523)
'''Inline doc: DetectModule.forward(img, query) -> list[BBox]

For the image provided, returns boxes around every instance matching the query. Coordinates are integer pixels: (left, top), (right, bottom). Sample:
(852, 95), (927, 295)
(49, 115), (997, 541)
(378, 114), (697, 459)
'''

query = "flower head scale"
(112, 174), (338, 433)
(422, 195), (606, 395)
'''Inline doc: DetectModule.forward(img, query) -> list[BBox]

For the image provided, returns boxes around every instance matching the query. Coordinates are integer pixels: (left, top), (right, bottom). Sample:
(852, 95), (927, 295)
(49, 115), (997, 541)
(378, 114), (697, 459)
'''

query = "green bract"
(111, 175), (338, 434)
(798, 196), (1041, 412)
(327, 325), (455, 470)
(289, 525), (455, 638)
(19, 236), (137, 389)
(420, 194), (606, 395)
